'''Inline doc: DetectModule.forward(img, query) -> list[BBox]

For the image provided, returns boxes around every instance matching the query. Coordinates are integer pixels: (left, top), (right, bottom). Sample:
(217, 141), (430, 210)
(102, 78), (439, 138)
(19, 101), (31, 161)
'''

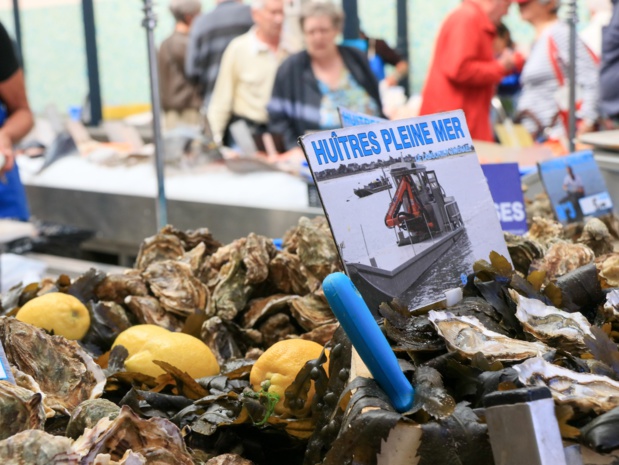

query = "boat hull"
(346, 228), (464, 312)
(354, 184), (392, 198)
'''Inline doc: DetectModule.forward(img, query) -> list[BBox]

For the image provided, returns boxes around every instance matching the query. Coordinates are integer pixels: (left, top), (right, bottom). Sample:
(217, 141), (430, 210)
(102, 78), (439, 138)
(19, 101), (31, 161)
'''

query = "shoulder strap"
(548, 36), (565, 86)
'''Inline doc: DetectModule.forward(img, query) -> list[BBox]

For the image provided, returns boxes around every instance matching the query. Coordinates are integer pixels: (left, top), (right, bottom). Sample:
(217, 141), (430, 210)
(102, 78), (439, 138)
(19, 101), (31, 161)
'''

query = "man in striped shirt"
(185, 0), (254, 107)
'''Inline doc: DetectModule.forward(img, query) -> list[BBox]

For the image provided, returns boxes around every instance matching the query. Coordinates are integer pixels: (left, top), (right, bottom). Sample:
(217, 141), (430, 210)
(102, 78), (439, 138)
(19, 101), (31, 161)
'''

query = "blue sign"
(538, 151), (613, 224)
(481, 163), (528, 235)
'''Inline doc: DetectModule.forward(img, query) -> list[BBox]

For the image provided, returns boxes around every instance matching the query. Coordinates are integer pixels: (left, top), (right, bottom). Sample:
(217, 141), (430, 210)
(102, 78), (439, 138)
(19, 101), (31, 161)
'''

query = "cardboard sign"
(301, 110), (509, 311)
(538, 151), (613, 224)
(481, 163), (527, 235)
(339, 108), (528, 236)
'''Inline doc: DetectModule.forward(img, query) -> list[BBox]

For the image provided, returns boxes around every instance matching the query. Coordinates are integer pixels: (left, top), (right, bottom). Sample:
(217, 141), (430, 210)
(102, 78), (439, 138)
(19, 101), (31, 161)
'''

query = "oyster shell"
(209, 249), (253, 321)
(178, 242), (206, 275)
(0, 318), (106, 416)
(134, 232), (185, 270)
(504, 233), (545, 275)
(295, 216), (341, 289)
(142, 260), (208, 317)
(603, 289), (619, 321)
(578, 218), (614, 257)
(428, 311), (549, 362)
(94, 273), (149, 304)
(290, 293), (337, 331)
(210, 238), (246, 271)
(92, 451), (147, 465)
(268, 252), (310, 295)
(11, 367), (55, 418)
(205, 454), (254, 465)
(596, 254), (619, 289)
(531, 242), (595, 281)
(510, 291), (592, 353)
(299, 322), (340, 346)
(242, 233), (275, 285)
(514, 357), (619, 413)
(0, 381), (46, 440)
(258, 313), (298, 348)
(201, 316), (245, 364)
(160, 225), (222, 254)
(525, 195), (553, 226)
(124, 295), (184, 332)
(72, 405), (194, 464)
(526, 217), (564, 246)
(0, 430), (78, 464)
(66, 399), (121, 439)
(242, 294), (295, 329)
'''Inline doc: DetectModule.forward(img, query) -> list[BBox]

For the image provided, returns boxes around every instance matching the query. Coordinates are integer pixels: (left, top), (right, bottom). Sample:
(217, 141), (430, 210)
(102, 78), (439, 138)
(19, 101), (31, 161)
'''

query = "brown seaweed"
(82, 301), (133, 353)
(581, 406), (619, 453)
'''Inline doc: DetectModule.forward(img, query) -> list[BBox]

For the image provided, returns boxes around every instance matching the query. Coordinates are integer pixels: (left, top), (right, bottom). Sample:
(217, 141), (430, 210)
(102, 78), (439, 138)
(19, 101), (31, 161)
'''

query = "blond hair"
(300, 1), (345, 30)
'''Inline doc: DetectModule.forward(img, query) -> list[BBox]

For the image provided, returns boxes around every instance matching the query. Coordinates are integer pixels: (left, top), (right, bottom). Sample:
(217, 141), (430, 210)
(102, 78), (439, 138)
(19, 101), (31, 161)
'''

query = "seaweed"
(555, 263), (604, 321)
(410, 366), (456, 419)
(82, 301), (133, 354)
(284, 349), (329, 415)
(67, 268), (107, 303)
(417, 403), (494, 465)
(584, 326), (619, 378)
(581, 406), (619, 453)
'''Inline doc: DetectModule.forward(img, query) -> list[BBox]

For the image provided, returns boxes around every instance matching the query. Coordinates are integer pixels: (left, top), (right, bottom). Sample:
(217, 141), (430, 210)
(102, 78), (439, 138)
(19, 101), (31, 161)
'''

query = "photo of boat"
(346, 161), (465, 310)
(353, 174), (393, 198)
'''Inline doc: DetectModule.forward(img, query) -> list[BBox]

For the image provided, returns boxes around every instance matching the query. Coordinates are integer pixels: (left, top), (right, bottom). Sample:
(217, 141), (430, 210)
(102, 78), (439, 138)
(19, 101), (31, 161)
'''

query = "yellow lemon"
(250, 339), (329, 416)
(112, 325), (219, 379)
(16, 292), (90, 340)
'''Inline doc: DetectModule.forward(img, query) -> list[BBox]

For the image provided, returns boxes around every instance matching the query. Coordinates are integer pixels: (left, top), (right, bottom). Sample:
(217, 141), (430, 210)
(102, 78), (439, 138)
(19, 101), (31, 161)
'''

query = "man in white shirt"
(207, 0), (288, 146)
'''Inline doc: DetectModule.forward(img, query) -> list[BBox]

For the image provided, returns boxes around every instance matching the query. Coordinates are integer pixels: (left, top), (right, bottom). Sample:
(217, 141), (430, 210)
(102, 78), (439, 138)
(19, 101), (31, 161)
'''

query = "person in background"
(580, 0), (613, 59)
(0, 22), (33, 221)
(268, 1), (382, 156)
(561, 165), (585, 221)
(158, 0), (203, 129)
(494, 22), (524, 116)
(360, 31), (409, 87)
(515, 0), (599, 139)
(208, 0), (290, 146)
(600, 0), (619, 129)
(185, 0), (254, 107)
(419, 0), (518, 141)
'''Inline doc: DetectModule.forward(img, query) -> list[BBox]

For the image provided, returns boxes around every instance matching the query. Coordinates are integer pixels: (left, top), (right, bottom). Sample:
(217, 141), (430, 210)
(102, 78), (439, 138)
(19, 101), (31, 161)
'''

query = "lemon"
(250, 339), (329, 416)
(112, 325), (219, 379)
(16, 292), (91, 340)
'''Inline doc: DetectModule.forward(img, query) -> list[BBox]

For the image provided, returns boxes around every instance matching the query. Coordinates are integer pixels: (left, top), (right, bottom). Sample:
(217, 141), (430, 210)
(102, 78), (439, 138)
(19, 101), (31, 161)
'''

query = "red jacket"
(420, 1), (509, 141)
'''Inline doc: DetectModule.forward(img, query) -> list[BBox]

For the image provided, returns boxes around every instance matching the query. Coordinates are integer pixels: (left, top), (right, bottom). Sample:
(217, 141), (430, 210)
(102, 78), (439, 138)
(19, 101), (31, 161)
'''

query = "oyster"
(66, 399), (121, 439)
(11, 367), (55, 418)
(209, 249), (253, 321)
(0, 318), (106, 415)
(0, 381), (46, 440)
(510, 291), (592, 353)
(0, 430), (78, 464)
(258, 313), (298, 348)
(514, 357), (619, 413)
(525, 194), (553, 226)
(526, 216), (564, 246)
(603, 290), (619, 321)
(210, 238), (246, 271)
(597, 254), (619, 289)
(428, 311), (549, 362)
(295, 216), (341, 288)
(268, 252), (310, 295)
(242, 294), (295, 329)
(142, 260), (208, 317)
(124, 295), (184, 332)
(578, 218), (614, 257)
(299, 322), (339, 346)
(290, 293), (337, 331)
(161, 225), (222, 254)
(504, 233), (545, 275)
(94, 273), (149, 304)
(531, 242), (595, 281)
(72, 405), (194, 464)
(201, 316), (245, 364)
(242, 233), (275, 285)
(134, 232), (185, 270)
(178, 242), (206, 275)
(205, 454), (254, 465)
(92, 451), (147, 465)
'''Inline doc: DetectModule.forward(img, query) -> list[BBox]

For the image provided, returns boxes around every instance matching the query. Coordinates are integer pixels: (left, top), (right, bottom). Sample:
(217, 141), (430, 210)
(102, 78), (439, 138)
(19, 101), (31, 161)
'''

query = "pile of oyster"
(0, 217), (341, 465)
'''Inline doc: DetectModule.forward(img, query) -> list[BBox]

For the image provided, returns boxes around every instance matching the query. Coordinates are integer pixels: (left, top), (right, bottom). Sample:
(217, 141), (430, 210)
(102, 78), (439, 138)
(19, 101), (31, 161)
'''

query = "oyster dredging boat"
(347, 162), (464, 308)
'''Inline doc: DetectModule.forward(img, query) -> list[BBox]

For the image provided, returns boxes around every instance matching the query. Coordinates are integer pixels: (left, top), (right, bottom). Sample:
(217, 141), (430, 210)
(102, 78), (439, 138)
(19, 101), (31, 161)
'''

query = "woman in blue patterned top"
(268, 1), (382, 156)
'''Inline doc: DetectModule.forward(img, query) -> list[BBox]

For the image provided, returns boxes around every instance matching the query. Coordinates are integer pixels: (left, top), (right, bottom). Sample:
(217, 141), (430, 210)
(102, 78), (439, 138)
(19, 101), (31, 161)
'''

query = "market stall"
(18, 155), (321, 265)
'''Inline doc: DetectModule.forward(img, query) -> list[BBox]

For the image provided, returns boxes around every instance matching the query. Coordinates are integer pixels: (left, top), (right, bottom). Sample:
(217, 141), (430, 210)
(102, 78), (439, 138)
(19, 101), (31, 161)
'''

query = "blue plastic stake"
(323, 272), (414, 412)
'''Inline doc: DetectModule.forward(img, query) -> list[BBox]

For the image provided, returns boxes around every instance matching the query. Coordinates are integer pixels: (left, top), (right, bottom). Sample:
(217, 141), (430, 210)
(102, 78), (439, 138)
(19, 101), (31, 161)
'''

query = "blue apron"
(0, 104), (30, 221)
